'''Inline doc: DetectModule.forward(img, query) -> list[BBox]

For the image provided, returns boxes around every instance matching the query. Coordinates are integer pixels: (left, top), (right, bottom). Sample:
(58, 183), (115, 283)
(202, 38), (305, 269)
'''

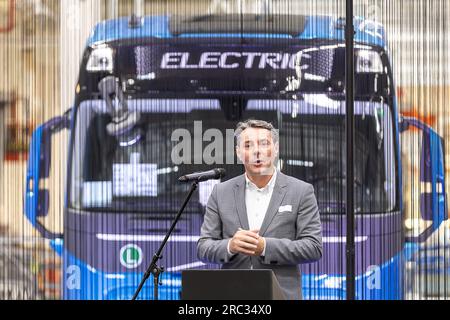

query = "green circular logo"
(120, 244), (143, 269)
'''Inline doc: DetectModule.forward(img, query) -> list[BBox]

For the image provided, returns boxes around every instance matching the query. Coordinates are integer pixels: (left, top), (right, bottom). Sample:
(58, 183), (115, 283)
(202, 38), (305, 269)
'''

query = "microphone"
(178, 168), (226, 183)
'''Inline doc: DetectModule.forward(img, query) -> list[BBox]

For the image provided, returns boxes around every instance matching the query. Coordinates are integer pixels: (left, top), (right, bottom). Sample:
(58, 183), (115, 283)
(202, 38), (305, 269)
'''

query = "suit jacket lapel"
(259, 172), (288, 236)
(234, 175), (250, 230)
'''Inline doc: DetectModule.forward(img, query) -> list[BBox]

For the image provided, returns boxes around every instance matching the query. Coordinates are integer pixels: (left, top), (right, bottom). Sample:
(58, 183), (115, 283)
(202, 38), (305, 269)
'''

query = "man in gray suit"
(197, 119), (323, 300)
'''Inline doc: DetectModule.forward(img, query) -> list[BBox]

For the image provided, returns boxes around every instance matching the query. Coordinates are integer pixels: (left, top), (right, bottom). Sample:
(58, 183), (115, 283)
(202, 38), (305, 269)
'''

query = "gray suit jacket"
(197, 171), (323, 300)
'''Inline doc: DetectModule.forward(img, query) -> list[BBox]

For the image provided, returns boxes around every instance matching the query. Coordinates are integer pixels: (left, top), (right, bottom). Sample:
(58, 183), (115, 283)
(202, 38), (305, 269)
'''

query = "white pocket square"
(278, 205), (292, 213)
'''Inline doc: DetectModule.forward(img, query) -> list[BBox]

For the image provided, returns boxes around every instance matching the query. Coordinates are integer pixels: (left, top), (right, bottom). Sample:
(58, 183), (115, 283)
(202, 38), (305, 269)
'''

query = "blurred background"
(0, 0), (449, 299)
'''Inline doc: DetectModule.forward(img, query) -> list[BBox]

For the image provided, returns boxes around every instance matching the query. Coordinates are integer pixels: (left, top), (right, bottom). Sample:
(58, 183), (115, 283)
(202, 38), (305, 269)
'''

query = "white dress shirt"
(245, 170), (277, 231)
(227, 169), (277, 257)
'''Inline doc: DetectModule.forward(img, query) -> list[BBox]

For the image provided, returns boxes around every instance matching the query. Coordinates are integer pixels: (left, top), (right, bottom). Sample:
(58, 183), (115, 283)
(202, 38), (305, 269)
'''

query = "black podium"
(181, 269), (286, 300)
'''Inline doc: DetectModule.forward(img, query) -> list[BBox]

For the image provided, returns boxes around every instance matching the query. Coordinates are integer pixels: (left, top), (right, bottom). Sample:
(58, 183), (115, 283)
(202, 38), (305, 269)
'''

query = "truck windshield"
(69, 98), (396, 214)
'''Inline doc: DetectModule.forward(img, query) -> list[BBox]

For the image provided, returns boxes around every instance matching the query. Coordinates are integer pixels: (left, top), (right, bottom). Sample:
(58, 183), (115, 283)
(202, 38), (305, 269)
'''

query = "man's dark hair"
(234, 119), (279, 146)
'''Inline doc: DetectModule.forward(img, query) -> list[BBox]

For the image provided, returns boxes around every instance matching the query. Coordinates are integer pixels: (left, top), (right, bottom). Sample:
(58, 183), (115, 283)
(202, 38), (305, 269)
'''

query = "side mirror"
(24, 112), (70, 239)
(400, 116), (448, 242)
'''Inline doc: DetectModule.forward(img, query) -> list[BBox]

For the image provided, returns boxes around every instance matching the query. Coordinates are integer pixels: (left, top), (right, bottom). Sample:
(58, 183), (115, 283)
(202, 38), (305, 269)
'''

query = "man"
(197, 119), (323, 300)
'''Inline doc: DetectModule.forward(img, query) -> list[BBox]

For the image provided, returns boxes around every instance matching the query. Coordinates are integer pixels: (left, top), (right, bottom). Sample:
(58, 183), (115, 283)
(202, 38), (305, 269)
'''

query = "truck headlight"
(356, 50), (383, 73)
(86, 46), (114, 73)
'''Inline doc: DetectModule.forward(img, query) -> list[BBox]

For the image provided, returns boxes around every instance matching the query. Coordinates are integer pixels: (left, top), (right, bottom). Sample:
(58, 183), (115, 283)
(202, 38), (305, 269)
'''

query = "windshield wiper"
(98, 76), (141, 137)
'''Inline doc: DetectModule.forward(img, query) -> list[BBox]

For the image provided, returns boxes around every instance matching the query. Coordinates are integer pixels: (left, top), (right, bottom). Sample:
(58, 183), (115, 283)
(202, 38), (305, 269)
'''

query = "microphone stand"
(132, 180), (199, 300)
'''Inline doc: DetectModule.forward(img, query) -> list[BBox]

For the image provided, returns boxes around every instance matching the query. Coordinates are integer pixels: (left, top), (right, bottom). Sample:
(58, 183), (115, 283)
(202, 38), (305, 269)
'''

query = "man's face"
(236, 127), (278, 176)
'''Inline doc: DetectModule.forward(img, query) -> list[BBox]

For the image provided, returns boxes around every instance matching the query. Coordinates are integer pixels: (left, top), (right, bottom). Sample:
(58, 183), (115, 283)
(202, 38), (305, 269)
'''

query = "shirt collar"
(245, 168), (277, 192)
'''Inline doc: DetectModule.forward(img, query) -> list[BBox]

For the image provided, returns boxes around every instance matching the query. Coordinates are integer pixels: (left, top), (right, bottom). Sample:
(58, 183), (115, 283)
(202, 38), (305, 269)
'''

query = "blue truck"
(24, 14), (447, 299)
